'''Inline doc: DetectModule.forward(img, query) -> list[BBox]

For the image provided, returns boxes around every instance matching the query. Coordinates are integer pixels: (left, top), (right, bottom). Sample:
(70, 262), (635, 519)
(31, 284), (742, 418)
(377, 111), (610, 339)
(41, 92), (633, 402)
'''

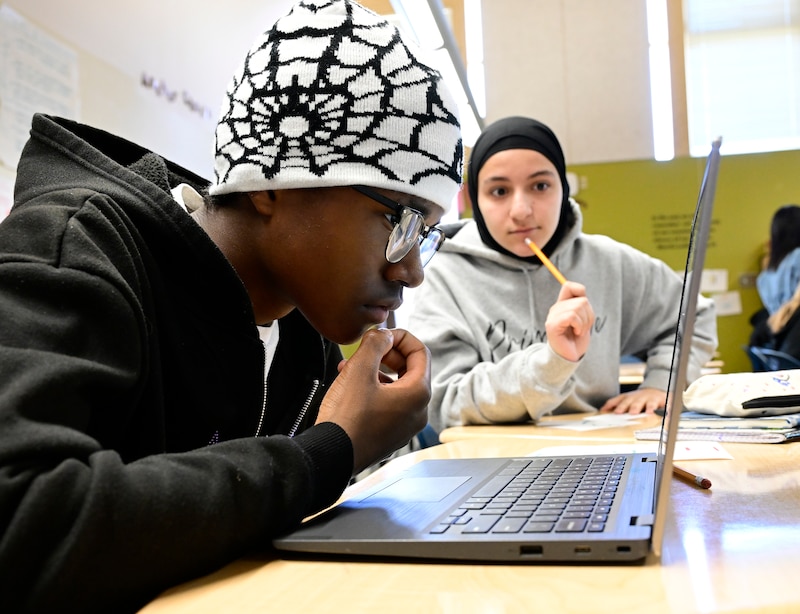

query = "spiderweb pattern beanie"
(210, 0), (463, 213)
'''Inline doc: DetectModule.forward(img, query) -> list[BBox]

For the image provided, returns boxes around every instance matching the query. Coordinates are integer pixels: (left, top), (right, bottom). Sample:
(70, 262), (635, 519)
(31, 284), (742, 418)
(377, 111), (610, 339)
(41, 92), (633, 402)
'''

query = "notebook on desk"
(274, 137), (722, 564)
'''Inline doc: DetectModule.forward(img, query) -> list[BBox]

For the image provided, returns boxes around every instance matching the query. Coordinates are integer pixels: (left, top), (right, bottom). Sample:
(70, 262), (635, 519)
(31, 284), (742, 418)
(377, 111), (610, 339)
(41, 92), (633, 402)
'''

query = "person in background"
(408, 116), (717, 433)
(756, 205), (800, 313)
(750, 204), (800, 358)
(0, 1), (462, 612)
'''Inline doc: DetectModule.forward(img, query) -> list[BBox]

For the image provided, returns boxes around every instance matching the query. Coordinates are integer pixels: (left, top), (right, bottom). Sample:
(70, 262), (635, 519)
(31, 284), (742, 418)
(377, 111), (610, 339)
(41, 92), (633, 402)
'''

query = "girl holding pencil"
(408, 116), (718, 433)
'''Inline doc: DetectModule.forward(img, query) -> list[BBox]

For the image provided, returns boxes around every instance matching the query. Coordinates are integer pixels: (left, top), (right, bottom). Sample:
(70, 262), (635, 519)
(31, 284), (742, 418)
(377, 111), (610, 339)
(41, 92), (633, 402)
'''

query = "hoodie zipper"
(254, 339), (269, 437)
(288, 379), (320, 437)
(255, 337), (322, 438)
(211, 353), (270, 442)
(287, 332), (327, 437)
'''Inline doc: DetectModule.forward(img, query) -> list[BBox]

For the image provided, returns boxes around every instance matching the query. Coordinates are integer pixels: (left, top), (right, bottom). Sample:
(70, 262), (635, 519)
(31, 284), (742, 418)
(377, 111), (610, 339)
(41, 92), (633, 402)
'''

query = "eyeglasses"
(352, 185), (445, 267)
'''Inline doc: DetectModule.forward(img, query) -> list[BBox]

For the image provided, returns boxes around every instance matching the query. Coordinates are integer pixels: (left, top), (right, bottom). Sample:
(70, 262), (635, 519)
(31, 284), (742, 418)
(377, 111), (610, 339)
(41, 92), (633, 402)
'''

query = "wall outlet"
(739, 272), (758, 288)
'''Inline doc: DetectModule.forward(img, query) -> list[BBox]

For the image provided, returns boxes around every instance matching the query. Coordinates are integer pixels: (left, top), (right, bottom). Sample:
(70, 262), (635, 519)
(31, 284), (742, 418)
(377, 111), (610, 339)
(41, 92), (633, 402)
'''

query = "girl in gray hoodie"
(409, 116), (717, 433)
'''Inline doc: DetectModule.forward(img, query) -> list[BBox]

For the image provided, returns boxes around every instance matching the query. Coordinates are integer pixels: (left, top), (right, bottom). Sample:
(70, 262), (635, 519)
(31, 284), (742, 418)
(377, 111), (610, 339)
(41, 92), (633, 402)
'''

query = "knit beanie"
(467, 116), (575, 262)
(210, 0), (463, 214)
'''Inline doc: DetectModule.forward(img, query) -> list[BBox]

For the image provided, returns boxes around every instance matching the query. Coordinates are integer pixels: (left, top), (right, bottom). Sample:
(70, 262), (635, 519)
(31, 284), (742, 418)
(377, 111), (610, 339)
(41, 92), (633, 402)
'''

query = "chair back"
(745, 345), (800, 371)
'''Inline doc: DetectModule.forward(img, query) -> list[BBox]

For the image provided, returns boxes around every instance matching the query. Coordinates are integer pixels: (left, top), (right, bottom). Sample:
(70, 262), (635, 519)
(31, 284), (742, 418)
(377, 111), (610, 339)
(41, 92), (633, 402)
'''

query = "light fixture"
(389, 0), (484, 146)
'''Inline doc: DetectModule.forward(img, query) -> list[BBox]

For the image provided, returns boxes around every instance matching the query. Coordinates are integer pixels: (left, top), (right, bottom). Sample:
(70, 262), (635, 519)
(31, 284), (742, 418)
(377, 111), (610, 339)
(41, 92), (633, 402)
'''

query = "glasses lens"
(419, 228), (445, 267)
(385, 208), (424, 263)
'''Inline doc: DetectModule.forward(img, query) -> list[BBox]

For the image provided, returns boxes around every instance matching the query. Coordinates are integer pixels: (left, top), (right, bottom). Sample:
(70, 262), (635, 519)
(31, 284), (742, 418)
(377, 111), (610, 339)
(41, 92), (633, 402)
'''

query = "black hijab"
(467, 116), (576, 262)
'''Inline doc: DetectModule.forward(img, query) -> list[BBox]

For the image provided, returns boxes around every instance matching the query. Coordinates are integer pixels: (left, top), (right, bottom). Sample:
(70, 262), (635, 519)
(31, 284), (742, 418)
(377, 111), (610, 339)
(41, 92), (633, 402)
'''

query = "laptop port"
(519, 545), (543, 556)
(574, 546), (592, 554)
(617, 545), (631, 552)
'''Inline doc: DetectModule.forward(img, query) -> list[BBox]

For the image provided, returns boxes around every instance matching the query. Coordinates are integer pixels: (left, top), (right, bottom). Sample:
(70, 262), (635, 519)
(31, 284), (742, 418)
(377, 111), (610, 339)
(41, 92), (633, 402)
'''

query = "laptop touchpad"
(364, 476), (470, 502)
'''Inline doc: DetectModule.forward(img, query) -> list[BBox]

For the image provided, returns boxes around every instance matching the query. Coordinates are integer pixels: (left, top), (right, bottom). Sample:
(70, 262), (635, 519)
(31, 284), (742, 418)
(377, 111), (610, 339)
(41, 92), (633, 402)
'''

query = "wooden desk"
(439, 414), (664, 444)
(140, 430), (800, 614)
(619, 359), (724, 386)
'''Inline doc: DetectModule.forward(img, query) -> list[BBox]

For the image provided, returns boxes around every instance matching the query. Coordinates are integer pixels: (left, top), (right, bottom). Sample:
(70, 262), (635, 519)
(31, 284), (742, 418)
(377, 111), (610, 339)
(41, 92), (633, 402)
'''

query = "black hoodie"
(0, 114), (352, 613)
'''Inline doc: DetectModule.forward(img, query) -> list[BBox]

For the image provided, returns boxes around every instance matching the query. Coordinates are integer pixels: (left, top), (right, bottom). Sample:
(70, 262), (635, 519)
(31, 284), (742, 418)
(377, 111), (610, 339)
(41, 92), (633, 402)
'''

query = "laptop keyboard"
(429, 456), (626, 535)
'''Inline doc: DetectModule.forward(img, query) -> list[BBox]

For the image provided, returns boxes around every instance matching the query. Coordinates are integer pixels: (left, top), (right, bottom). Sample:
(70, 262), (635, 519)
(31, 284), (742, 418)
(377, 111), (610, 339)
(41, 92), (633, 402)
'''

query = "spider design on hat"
(211, 0), (463, 210)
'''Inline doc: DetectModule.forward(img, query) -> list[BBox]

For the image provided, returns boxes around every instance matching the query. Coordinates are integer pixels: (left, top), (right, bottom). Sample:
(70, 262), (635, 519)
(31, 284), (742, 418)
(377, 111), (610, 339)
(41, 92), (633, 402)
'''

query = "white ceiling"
(4, 0), (295, 109)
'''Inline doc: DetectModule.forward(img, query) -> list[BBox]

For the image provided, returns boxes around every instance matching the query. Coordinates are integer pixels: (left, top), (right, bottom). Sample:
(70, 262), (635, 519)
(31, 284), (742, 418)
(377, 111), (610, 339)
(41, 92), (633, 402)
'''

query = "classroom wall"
(0, 0), (292, 182)
(0, 3), (220, 219)
(480, 0), (655, 164)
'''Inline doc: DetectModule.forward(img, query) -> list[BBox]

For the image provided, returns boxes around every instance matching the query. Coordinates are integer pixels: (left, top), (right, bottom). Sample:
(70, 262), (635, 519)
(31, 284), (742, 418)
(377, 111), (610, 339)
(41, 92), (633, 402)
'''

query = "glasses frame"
(352, 185), (445, 267)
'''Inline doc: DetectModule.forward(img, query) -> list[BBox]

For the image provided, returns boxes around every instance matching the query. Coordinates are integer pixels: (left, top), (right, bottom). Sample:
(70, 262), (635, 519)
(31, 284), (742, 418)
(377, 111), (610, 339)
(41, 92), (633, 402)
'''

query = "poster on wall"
(0, 5), (79, 173)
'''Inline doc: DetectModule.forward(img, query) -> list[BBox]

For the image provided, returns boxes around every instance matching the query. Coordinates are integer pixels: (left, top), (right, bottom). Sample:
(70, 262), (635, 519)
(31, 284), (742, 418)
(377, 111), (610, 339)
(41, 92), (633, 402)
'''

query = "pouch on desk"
(683, 369), (800, 417)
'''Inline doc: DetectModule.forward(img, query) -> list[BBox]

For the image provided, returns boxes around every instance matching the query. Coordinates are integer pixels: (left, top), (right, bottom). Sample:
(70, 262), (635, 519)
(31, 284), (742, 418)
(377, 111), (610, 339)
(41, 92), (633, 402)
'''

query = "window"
(647, 0), (675, 160)
(683, 0), (800, 156)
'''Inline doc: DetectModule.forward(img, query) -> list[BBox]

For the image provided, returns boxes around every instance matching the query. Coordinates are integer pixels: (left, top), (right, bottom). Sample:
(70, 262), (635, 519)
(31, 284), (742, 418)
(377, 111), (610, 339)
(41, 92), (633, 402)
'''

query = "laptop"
(274, 137), (722, 563)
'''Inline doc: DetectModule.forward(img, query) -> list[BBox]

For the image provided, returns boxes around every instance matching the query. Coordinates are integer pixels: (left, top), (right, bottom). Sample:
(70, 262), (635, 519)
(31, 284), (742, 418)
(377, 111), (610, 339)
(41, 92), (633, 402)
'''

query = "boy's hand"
(316, 328), (430, 473)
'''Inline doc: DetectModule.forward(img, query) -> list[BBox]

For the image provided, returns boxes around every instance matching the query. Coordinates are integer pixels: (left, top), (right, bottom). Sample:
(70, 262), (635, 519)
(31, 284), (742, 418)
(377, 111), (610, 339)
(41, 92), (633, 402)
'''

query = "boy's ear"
(247, 190), (277, 216)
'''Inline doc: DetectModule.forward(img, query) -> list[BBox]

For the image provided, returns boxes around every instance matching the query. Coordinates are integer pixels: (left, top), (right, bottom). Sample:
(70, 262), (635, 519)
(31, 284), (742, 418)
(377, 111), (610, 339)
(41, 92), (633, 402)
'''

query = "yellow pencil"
(672, 465), (712, 489)
(524, 237), (567, 285)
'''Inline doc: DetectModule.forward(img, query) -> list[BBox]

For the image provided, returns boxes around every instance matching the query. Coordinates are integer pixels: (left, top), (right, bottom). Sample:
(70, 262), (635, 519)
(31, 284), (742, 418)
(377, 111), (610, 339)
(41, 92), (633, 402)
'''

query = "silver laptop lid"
(651, 136), (722, 556)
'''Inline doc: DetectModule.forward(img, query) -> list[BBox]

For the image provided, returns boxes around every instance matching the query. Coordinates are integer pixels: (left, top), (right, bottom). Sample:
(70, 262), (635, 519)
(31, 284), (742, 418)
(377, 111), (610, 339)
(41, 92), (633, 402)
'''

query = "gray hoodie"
(408, 201), (718, 432)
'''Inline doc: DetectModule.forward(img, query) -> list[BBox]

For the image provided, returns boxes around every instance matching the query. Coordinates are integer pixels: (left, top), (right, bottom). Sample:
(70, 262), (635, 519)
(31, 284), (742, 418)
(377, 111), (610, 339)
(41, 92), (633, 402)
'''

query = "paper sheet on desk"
(529, 441), (732, 461)
(541, 414), (648, 431)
